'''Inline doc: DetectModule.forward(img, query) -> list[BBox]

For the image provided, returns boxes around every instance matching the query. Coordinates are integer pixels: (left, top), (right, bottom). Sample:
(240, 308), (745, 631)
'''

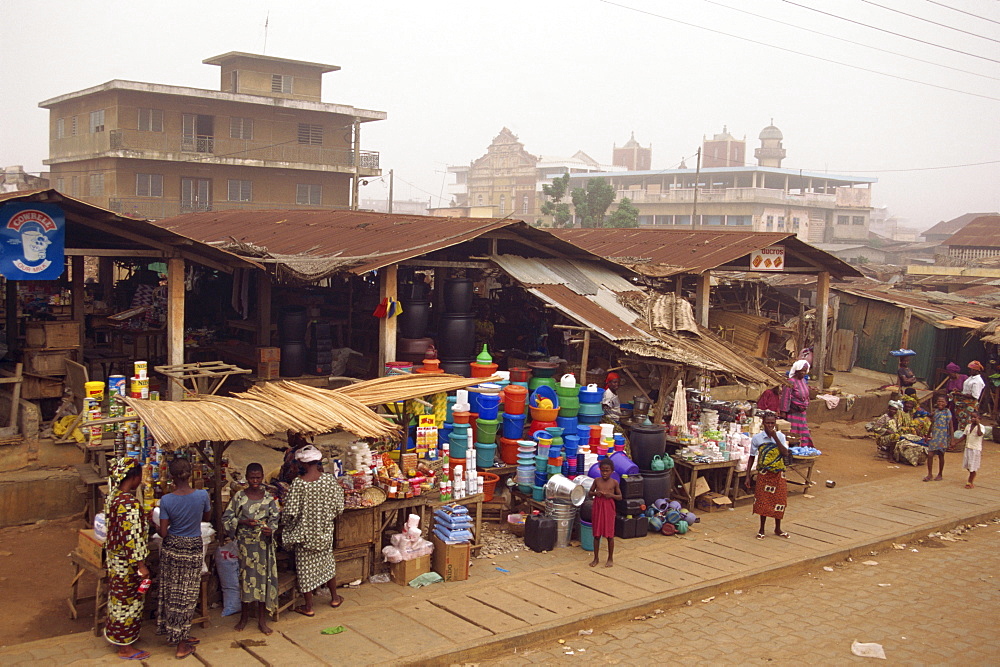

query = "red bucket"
(503, 385), (528, 415)
(498, 436), (520, 465)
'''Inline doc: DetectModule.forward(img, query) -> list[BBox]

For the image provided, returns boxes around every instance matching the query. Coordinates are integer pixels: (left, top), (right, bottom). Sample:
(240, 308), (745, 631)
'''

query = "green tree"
(540, 174), (572, 228)
(606, 197), (639, 228)
(570, 177), (616, 228)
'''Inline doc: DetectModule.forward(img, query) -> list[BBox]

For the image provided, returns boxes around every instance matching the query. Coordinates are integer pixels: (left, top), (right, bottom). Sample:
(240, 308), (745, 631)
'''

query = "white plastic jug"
(586, 383), (599, 391)
(560, 373), (577, 388)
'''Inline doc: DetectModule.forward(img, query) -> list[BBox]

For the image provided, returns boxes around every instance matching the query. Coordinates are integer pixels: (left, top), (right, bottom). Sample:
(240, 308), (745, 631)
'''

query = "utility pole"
(388, 169), (394, 214)
(351, 118), (361, 210)
(691, 147), (701, 228)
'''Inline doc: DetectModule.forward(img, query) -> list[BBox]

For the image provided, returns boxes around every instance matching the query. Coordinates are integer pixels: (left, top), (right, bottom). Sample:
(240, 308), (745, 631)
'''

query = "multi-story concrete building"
(437, 128), (624, 220)
(567, 124), (875, 243)
(40, 52), (385, 219)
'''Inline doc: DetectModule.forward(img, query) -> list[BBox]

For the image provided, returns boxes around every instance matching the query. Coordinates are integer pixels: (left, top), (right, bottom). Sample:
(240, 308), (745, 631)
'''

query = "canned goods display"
(134, 361), (148, 379)
(108, 375), (126, 397)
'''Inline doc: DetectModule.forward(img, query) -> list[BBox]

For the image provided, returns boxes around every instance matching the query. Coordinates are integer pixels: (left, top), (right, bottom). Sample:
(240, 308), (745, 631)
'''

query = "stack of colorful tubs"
(533, 433), (551, 500)
(529, 385), (560, 433)
(527, 361), (559, 392)
(509, 366), (531, 388)
(475, 386), (500, 468)
(578, 383), (603, 424)
(515, 440), (536, 492)
(555, 374), (580, 417)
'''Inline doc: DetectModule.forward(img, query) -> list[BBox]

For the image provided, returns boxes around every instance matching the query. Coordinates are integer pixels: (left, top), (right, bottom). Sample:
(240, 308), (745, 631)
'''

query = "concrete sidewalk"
(3, 470), (1000, 667)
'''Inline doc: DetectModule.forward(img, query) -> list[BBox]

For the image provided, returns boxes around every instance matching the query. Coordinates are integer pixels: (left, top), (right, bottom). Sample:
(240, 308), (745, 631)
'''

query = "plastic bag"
(214, 540), (241, 616)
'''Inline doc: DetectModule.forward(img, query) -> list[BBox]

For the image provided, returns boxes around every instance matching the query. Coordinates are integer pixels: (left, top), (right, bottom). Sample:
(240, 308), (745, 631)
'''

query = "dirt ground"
(0, 417), (939, 648)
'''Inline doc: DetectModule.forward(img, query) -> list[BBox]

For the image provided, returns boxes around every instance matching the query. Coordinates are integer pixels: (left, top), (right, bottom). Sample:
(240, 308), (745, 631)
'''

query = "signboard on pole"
(0, 203), (66, 281)
(749, 246), (785, 272)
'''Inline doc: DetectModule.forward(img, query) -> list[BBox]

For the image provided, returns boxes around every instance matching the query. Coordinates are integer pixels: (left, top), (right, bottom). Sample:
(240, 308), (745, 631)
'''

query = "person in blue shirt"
(743, 412), (791, 540)
(157, 458), (211, 659)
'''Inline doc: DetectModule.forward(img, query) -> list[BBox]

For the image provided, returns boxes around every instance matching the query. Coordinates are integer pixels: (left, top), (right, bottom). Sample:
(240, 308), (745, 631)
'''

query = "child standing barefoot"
(957, 411), (984, 489)
(588, 459), (621, 568)
(924, 395), (951, 482)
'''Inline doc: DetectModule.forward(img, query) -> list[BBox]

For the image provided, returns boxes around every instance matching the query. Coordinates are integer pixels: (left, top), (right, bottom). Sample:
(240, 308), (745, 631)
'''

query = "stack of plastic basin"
(527, 361), (559, 391)
(578, 383), (603, 424)
(556, 381), (580, 417)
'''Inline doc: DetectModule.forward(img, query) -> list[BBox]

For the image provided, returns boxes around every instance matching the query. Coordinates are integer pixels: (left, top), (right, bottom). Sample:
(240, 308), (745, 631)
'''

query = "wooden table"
(376, 493), (484, 554)
(786, 455), (819, 494)
(67, 551), (107, 636)
(671, 456), (739, 513)
(153, 360), (251, 397)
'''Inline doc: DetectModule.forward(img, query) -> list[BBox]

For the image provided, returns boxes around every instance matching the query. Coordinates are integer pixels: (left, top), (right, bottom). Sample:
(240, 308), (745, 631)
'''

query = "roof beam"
(483, 232), (575, 260)
(65, 248), (165, 257)
(399, 259), (491, 269)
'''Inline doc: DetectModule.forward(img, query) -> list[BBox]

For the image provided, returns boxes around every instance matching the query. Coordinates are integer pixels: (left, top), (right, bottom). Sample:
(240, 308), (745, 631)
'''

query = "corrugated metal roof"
(0, 189), (260, 272)
(490, 255), (637, 295)
(834, 285), (1000, 322)
(945, 215), (1000, 248)
(923, 212), (997, 238)
(528, 285), (648, 339)
(553, 228), (861, 280)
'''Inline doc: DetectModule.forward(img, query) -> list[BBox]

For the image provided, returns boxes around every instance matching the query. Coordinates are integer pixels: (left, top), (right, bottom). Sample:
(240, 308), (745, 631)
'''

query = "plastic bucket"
(556, 415), (579, 433)
(509, 367), (531, 383)
(476, 442), (497, 469)
(579, 384), (603, 404)
(384, 361), (413, 376)
(578, 413), (602, 425)
(502, 413), (526, 439)
(498, 436), (520, 465)
(476, 418), (499, 444)
(555, 383), (579, 399)
(502, 384), (528, 415)
(558, 395), (580, 417)
(544, 474), (587, 506)
(532, 485), (546, 501)
(579, 520), (594, 551)
(477, 392), (501, 420)
(471, 362), (499, 379)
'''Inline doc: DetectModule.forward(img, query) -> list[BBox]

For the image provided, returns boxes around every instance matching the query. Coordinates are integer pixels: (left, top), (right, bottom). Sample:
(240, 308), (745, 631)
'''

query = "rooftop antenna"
(263, 11), (270, 54)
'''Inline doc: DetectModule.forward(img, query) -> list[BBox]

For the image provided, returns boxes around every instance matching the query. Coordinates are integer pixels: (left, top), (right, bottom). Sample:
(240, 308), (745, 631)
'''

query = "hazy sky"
(3, 0), (998, 231)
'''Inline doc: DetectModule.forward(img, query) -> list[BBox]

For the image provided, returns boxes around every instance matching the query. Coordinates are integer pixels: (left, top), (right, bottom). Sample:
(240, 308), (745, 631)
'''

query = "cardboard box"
(258, 361), (280, 379)
(431, 535), (470, 582)
(693, 476), (712, 498)
(257, 346), (280, 363)
(390, 554), (431, 585)
(696, 491), (733, 513)
(77, 528), (105, 568)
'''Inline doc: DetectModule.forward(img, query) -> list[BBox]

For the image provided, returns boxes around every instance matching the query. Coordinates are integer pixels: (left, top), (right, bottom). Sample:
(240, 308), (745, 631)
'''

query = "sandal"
(922, 475), (932, 482)
(119, 650), (151, 661)
(330, 595), (344, 609)
(293, 606), (316, 617)
(175, 643), (196, 660)
(756, 532), (765, 540)
(775, 531), (790, 539)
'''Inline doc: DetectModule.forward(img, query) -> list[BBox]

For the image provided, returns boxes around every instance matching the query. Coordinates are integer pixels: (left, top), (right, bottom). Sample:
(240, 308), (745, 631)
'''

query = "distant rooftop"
(566, 165), (876, 185)
(203, 52), (340, 73)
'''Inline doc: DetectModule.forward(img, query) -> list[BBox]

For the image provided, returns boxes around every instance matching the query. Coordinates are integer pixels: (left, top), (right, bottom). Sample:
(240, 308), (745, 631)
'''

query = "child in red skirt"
(589, 459), (621, 567)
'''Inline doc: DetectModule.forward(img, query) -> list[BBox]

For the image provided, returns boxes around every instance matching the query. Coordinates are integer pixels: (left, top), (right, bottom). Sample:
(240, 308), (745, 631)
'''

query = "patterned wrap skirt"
(156, 535), (203, 645)
(294, 545), (336, 593)
(104, 554), (144, 646)
(753, 471), (788, 520)
(786, 409), (813, 448)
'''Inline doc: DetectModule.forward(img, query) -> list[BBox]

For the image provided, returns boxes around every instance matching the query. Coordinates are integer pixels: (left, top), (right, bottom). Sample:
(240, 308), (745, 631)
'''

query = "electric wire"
(858, 0), (1000, 43)
(599, 1), (1000, 101)
(698, 0), (1000, 81)
(778, 0), (1000, 64)
(924, 0), (1000, 27)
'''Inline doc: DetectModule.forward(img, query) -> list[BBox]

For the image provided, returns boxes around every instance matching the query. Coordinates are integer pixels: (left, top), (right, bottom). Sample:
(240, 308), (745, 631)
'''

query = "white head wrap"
(791, 359), (811, 373)
(888, 400), (903, 410)
(295, 445), (323, 463)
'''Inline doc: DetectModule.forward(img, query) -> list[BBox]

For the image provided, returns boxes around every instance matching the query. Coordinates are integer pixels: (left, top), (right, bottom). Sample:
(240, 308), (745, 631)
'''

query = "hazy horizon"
(3, 0), (998, 232)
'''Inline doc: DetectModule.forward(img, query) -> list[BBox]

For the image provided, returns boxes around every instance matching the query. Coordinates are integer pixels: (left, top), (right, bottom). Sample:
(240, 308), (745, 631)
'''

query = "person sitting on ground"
(157, 458), (211, 659)
(281, 445), (345, 617)
(744, 412), (791, 539)
(588, 458), (621, 568)
(756, 385), (782, 413)
(924, 394), (952, 482)
(869, 400), (902, 459)
(956, 411), (985, 489)
(602, 372), (622, 423)
(223, 462), (280, 635)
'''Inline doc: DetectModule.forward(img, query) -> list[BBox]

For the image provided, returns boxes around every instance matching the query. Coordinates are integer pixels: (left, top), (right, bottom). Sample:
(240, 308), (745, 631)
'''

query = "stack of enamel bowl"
(515, 440), (537, 492)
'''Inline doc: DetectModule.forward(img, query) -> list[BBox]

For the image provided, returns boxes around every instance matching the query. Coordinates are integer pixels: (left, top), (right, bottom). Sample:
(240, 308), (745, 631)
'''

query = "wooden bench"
(274, 571), (300, 621)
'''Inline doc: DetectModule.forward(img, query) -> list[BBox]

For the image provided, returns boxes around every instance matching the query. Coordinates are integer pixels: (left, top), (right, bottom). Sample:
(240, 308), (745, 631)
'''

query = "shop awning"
(491, 254), (783, 385)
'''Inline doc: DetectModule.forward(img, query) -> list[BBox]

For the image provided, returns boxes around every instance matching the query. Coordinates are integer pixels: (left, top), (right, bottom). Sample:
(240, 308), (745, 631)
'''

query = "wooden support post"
(5, 280), (17, 353)
(695, 271), (711, 327)
(580, 329), (591, 383)
(674, 275), (683, 297)
(651, 366), (675, 424)
(377, 264), (398, 374)
(815, 271), (830, 388)
(71, 256), (85, 343)
(98, 257), (114, 302)
(166, 257), (185, 401)
(900, 306), (912, 349)
(257, 273), (272, 348)
(796, 302), (805, 356)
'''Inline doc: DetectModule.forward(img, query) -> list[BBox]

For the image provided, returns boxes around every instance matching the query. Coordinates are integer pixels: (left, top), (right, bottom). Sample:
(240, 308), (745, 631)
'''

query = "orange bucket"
(453, 411), (471, 424)
(498, 436), (520, 465)
(503, 385), (528, 415)
(470, 362), (498, 378)
(478, 471), (500, 501)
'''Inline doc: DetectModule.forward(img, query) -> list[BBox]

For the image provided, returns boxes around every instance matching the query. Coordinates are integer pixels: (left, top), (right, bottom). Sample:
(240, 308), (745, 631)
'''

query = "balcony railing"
(52, 129), (379, 171)
(107, 197), (351, 221)
(615, 187), (854, 207)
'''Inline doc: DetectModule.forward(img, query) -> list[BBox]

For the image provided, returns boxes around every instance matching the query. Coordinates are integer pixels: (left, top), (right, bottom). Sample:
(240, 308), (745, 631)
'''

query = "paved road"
(486, 518), (1000, 665)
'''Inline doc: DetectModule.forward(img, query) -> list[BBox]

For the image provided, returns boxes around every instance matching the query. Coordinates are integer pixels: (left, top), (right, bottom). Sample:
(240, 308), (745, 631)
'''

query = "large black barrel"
(280, 341), (307, 378)
(278, 306), (308, 343)
(639, 469), (674, 507)
(437, 313), (475, 360)
(439, 360), (472, 377)
(442, 279), (473, 314)
(629, 423), (666, 470)
(398, 300), (431, 339)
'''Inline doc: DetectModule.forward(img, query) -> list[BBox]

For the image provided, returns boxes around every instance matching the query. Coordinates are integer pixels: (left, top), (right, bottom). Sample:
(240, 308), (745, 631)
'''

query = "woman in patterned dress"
(869, 401), (902, 459)
(281, 445), (345, 616)
(104, 458), (151, 660)
(743, 412), (791, 539)
(780, 360), (814, 448)
(223, 462), (279, 635)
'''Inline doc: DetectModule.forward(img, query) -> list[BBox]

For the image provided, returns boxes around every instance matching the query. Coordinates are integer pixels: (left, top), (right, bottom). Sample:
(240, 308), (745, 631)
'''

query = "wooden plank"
(497, 580), (594, 616)
(531, 573), (619, 608)
(570, 567), (653, 600)
(792, 519), (860, 540)
(466, 587), (561, 624)
(343, 609), (449, 655)
(166, 257), (185, 401)
(669, 546), (746, 574)
(627, 554), (701, 588)
(430, 595), (525, 634)
(683, 540), (771, 567)
(650, 552), (726, 580)
(377, 263), (397, 374)
(393, 599), (492, 640)
(584, 563), (673, 595)
(782, 523), (843, 545)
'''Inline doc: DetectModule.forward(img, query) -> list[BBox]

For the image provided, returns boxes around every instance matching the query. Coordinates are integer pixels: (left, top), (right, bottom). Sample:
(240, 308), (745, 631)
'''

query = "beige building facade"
(40, 53), (385, 219)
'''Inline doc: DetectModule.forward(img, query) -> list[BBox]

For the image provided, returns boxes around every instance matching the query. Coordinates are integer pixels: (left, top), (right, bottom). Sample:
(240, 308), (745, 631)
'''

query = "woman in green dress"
(223, 462), (280, 635)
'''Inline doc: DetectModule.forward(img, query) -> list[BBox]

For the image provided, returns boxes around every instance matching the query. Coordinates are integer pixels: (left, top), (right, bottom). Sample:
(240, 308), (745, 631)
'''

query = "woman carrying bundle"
(780, 360), (814, 448)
